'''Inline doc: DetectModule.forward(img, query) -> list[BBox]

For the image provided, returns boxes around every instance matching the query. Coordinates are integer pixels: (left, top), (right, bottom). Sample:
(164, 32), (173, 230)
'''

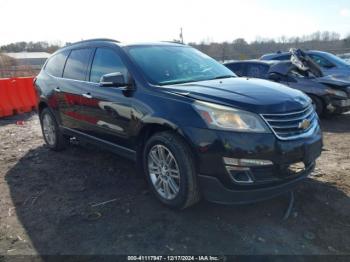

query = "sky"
(0, 0), (349, 45)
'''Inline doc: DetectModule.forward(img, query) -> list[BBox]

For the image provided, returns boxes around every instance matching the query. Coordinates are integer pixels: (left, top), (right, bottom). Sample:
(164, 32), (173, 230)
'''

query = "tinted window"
(245, 63), (269, 78)
(63, 49), (93, 81)
(275, 55), (291, 61)
(90, 48), (128, 83)
(309, 54), (333, 67)
(225, 63), (244, 76)
(45, 51), (69, 77)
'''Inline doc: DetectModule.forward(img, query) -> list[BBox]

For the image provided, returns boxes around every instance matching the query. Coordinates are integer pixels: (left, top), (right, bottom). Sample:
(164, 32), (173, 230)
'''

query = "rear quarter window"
(45, 51), (69, 77)
(63, 48), (93, 81)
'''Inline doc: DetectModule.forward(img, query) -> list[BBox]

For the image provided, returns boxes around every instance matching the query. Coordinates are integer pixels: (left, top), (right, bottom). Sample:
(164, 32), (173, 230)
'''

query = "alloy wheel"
(42, 113), (56, 146)
(147, 144), (180, 200)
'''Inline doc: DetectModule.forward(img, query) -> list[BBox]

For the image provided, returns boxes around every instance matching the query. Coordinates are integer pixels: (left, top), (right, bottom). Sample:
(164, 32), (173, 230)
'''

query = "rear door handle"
(54, 87), (61, 92)
(82, 93), (93, 99)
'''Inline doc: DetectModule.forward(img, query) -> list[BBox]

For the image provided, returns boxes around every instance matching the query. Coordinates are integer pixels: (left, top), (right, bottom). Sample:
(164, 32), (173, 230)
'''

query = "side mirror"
(100, 72), (130, 88)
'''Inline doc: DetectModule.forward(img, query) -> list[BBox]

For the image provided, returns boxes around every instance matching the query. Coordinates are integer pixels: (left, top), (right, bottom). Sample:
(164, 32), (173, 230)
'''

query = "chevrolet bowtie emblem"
(298, 119), (311, 130)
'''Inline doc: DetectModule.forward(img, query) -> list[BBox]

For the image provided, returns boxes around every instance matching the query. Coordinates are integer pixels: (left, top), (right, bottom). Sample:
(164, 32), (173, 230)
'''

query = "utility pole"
(180, 27), (184, 44)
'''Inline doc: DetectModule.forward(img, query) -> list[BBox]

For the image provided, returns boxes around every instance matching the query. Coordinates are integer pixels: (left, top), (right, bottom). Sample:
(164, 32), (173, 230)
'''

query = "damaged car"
(224, 49), (350, 116)
(260, 49), (350, 77)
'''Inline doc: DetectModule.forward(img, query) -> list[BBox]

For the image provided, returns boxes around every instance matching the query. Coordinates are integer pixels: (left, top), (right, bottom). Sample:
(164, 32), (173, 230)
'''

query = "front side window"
(90, 48), (128, 83)
(63, 49), (93, 81)
(45, 50), (69, 77)
(126, 46), (236, 86)
(309, 54), (334, 68)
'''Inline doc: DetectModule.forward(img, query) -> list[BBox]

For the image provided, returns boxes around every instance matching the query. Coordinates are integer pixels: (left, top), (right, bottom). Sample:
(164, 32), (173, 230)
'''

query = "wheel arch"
(38, 100), (48, 115)
(135, 120), (198, 174)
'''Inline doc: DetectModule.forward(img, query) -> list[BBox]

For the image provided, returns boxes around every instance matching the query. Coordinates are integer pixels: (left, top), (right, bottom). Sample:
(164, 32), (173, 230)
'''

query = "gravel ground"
(0, 112), (349, 256)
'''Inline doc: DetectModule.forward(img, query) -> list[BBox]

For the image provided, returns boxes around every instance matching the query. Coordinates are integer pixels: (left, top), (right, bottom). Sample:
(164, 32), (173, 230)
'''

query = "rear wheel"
(40, 108), (68, 151)
(143, 131), (200, 209)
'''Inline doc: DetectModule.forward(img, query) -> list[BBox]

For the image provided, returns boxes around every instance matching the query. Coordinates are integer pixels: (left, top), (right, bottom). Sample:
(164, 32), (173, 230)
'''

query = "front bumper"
(183, 124), (322, 204)
(326, 98), (350, 113)
(329, 98), (350, 113)
(198, 162), (315, 204)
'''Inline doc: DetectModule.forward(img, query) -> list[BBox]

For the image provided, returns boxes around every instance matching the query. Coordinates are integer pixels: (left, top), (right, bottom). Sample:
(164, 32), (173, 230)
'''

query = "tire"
(143, 131), (200, 209)
(40, 108), (68, 151)
(310, 96), (324, 117)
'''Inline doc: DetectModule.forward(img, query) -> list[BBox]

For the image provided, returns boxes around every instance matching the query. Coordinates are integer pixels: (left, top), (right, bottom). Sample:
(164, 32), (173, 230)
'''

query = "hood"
(316, 75), (350, 89)
(164, 78), (311, 114)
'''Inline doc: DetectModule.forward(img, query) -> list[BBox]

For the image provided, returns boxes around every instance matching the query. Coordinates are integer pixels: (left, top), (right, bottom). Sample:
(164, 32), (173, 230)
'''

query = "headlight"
(326, 88), (348, 98)
(193, 101), (270, 133)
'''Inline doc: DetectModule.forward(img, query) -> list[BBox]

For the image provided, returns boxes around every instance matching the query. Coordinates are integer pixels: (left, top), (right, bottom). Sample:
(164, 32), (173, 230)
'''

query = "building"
(0, 52), (51, 77)
(4, 52), (50, 68)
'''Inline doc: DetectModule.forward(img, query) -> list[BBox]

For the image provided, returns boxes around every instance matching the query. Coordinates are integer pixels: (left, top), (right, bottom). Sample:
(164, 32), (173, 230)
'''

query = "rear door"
(43, 50), (70, 122)
(59, 48), (94, 131)
(78, 47), (133, 149)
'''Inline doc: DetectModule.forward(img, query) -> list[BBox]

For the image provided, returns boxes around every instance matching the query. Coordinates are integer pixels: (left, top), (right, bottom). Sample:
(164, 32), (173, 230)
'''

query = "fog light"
(288, 162), (305, 175)
(223, 157), (273, 167)
(226, 166), (254, 184)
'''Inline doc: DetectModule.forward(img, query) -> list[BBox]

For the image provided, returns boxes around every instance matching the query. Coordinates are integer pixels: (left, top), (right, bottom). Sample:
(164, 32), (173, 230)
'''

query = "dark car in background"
(260, 50), (350, 77)
(225, 50), (350, 116)
(35, 39), (322, 209)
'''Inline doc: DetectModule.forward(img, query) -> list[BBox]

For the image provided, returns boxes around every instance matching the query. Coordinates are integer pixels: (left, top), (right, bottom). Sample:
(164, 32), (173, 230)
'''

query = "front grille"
(261, 105), (318, 140)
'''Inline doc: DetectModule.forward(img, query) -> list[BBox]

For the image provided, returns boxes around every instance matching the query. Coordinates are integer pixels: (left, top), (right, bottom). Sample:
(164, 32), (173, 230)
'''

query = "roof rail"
(67, 38), (120, 46)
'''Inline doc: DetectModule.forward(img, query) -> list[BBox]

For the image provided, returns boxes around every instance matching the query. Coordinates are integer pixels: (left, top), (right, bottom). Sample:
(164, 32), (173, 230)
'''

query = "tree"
(0, 41), (62, 53)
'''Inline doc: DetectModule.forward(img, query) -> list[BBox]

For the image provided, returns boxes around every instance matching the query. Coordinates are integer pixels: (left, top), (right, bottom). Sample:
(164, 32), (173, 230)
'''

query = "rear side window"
(225, 63), (244, 76)
(245, 63), (269, 78)
(45, 51), (69, 77)
(63, 49), (93, 81)
(90, 48), (128, 83)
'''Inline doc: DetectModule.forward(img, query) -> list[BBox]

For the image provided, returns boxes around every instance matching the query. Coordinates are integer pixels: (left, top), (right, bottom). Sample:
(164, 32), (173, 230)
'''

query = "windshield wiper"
(159, 75), (235, 86)
(159, 80), (198, 86)
(211, 75), (235, 80)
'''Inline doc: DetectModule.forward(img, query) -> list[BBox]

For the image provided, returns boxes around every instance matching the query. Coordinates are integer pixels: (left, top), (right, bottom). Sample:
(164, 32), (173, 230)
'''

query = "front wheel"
(143, 131), (200, 209)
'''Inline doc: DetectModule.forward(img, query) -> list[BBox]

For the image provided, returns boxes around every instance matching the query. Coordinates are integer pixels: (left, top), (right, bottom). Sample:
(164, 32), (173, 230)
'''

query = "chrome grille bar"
(261, 105), (318, 140)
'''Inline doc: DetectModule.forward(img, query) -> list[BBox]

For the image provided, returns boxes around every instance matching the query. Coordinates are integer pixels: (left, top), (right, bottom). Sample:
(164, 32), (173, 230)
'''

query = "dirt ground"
(0, 112), (349, 256)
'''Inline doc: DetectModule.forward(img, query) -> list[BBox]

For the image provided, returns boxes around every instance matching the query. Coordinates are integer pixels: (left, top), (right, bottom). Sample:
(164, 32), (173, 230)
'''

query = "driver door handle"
(82, 93), (93, 99)
(54, 87), (61, 92)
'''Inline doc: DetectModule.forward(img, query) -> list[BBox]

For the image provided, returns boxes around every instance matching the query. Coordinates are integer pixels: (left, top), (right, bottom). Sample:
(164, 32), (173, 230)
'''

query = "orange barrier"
(0, 77), (37, 118)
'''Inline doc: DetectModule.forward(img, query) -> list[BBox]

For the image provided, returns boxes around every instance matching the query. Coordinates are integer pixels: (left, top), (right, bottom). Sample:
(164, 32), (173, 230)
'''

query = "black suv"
(35, 39), (322, 209)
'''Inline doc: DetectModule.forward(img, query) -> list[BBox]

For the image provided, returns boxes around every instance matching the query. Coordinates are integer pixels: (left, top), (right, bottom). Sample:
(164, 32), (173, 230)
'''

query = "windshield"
(322, 52), (350, 67)
(126, 45), (236, 85)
